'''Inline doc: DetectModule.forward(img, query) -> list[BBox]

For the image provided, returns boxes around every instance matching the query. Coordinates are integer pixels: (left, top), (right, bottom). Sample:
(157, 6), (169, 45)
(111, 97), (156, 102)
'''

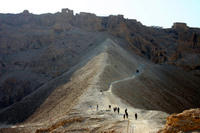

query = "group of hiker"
(93, 69), (140, 120)
(112, 106), (120, 114)
(108, 104), (138, 120)
(92, 69), (140, 121)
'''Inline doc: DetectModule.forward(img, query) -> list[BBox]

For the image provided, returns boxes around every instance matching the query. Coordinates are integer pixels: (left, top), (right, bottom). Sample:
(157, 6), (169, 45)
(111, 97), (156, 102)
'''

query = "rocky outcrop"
(168, 26), (200, 71)
(158, 108), (200, 133)
(74, 12), (102, 31)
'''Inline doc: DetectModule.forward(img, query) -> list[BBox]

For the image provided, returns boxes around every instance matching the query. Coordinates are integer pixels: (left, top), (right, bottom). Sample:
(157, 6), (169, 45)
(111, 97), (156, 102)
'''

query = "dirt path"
(103, 64), (168, 133)
(71, 39), (168, 132)
(72, 39), (169, 133)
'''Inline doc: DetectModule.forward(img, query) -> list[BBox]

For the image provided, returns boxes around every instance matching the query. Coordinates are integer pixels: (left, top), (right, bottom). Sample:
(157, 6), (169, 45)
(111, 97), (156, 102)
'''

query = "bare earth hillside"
(0, 9), (200, 133)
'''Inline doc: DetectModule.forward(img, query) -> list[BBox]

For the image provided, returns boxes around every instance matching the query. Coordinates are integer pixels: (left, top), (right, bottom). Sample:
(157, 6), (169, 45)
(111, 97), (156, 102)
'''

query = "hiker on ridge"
(125, 108), (127, 114)
(135, 113), (138, 120)
(117, 107), (120, 114)
(109, 105), (111, 109)
(136, 69), (139, 73)
(125, 112), (128, 119)
(113, 107), (117, 112)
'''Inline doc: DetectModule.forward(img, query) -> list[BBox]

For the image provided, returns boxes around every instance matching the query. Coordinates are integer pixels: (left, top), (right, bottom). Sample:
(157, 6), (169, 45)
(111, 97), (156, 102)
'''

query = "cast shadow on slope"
(112, 64), (200, 114)
(0, 64), (77, 124)
(0, 38), (108, 124)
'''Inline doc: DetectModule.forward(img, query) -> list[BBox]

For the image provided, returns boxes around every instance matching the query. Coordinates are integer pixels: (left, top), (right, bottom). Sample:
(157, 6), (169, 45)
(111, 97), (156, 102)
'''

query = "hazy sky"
(0, 0), (199, 28)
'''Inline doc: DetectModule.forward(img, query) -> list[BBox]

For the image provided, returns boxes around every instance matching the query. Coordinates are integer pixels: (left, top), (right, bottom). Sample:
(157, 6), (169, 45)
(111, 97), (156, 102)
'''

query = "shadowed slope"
(0, 37), (108, 124)
(112, 64), (200, 113)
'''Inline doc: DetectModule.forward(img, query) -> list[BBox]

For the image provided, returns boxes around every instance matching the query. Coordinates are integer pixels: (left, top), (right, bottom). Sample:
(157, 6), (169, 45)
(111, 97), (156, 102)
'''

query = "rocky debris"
(158, 108), (200, 133)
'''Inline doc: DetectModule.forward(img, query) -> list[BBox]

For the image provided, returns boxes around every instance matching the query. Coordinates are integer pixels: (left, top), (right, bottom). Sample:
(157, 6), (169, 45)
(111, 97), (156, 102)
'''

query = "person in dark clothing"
(135, 113), (137, 120)
(113, 107), (116, 112)
(125, 112), (128, 119)
(124, 108), (128, 119)
(136, 69), (139, 73)
(117, 107), (120, 114)
(125, 108), (127, 114)
(109, 105), (111, 109)
(114, 107), (117, 112)
(123, 114), (125, 120)
(97, 104), (98, 111)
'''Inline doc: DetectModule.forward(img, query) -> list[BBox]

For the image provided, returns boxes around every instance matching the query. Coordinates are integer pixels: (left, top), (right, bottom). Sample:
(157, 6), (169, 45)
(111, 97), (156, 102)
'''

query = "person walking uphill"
(135, 113), (138, 120)
(109, 105), (111, 110)
(123, 114), (125, 120)
(113, 107), (117, 112)
(125, 108), (127, 114)
(117, 107), (120, 114)
(125, 112), (128, 119)
(125, 108), (128, 119)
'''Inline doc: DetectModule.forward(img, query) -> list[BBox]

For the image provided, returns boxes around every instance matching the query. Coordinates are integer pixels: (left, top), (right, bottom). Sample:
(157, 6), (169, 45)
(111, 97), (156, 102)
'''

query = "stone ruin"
(61, 8), (74, 16)
(172, 22), (188, 31)
(21, 10), (30, 15)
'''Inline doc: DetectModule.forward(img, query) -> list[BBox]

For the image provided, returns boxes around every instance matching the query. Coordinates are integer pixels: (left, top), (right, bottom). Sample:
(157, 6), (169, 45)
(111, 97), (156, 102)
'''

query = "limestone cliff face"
(0, 9), (199, 65)
(158, 108), (200, 133)
(166, 24), (200, 76)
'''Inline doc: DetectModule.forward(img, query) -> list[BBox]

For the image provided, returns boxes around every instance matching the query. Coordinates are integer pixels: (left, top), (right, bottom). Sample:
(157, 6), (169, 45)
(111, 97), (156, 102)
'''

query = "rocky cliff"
(0, 9), (199, 65)
(158, 108), (200, 133)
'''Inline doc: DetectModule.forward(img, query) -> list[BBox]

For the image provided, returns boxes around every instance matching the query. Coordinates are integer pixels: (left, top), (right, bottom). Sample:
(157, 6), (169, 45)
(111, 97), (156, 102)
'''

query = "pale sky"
(0, 0), (199, 28)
